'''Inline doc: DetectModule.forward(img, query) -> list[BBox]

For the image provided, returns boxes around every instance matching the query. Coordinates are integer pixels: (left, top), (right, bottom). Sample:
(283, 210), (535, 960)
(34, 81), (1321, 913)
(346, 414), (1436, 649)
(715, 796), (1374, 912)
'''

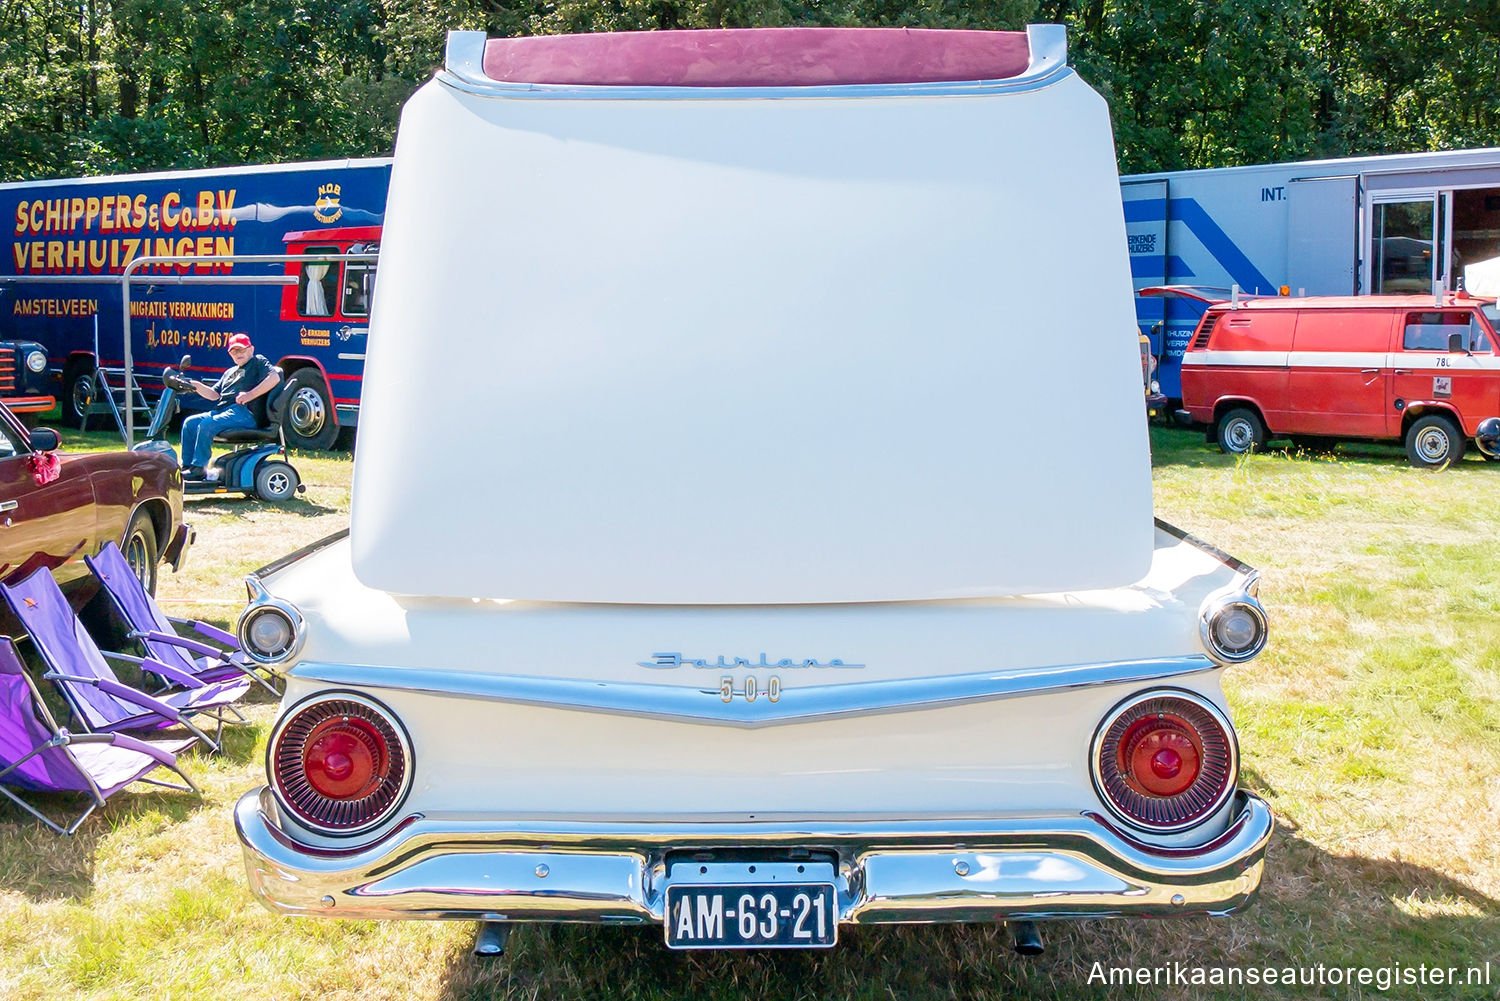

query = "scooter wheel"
(254, 460), (300, 502)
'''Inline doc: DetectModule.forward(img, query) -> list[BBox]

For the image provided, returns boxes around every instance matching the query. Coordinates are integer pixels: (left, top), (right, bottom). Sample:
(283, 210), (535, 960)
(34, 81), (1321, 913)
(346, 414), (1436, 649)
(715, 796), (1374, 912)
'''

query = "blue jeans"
(181, 405), (258, 468)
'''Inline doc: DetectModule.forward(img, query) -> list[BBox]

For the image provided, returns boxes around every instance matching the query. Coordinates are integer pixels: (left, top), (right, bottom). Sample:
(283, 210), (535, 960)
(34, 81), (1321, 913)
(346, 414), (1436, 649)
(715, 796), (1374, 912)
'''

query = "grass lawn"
(1, 425), (1497, 1000)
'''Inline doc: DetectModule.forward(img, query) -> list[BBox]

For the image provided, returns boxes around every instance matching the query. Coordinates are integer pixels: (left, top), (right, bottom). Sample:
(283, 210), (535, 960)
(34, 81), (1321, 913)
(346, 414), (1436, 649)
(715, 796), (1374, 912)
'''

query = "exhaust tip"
(1010, 919), (1044, 956)
(473, 920), (510, 958)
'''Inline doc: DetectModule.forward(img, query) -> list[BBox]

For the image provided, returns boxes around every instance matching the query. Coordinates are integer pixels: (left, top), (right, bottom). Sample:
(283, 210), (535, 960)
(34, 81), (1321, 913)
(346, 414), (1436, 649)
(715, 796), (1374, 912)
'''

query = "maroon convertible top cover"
(481, 28), (1032, 88)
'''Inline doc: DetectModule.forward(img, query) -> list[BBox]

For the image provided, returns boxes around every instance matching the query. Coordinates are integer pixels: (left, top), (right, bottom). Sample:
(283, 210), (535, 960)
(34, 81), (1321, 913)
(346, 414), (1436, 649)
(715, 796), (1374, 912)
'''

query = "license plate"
(665, 882), (837, 949)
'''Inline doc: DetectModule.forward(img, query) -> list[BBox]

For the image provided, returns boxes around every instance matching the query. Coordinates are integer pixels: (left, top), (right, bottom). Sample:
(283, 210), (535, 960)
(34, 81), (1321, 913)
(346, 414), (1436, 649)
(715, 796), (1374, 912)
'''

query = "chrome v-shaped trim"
(291, 655), (1217, 729)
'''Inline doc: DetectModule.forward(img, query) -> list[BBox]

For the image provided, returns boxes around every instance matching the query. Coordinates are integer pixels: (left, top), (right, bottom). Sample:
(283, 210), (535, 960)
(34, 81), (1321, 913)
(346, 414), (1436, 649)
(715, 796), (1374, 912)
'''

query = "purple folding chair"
(0, 567), (250, 754)
(0, 638), (199, 835)
(86, 542), (280, 696)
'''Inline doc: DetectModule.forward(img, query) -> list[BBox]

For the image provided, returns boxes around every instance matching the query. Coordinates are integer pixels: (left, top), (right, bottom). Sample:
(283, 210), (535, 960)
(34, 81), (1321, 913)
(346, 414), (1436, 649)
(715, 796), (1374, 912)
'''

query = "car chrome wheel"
(122, 510), (158, 595)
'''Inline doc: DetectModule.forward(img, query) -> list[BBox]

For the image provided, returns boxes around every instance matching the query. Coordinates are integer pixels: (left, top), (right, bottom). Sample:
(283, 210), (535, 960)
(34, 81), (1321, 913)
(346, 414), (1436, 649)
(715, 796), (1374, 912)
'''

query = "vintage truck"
(232, 25), (1273, 953)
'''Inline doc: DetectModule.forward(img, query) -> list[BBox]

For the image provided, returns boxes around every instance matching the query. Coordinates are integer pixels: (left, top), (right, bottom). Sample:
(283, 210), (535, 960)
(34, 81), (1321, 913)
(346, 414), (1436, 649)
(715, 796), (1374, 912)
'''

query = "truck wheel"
(1405, 415), (1465, 469)
(122, 510), (159, 596)
(281, 370), (339, 450)
(255, 460), (300, 502)
(1217, 408), (1267, 455)
(62, 364), (96, 429)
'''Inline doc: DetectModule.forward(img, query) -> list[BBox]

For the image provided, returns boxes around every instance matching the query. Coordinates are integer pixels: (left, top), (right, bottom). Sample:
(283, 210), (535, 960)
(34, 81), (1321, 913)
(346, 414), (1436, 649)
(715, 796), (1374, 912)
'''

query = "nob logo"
(314, 182), (343, 224)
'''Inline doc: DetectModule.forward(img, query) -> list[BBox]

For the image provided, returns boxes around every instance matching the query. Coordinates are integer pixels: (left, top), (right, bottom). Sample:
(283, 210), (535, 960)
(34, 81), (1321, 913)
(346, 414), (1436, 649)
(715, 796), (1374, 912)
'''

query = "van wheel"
(1217, 408), (1267, 455)
(280, 370), (339, 450)
(1405, 415), (1465, 469)
(62, 363), (96, 429)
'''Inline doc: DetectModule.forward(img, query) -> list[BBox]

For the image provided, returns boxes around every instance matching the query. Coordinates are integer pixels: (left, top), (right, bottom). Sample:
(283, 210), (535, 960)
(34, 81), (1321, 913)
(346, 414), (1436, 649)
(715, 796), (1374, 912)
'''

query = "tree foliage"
(2, 0), (1498, 180)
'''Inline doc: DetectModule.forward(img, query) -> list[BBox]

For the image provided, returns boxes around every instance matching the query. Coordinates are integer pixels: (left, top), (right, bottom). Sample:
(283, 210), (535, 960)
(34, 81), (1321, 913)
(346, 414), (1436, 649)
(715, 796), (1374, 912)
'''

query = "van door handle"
(1360, 368), (1379, 374)
(1394, 369), (1414, 375)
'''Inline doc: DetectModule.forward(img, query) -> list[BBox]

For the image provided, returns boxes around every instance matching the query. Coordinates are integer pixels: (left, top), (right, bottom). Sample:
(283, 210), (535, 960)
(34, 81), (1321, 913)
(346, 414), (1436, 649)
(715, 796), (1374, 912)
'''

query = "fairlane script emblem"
(639, 652), (865, 669)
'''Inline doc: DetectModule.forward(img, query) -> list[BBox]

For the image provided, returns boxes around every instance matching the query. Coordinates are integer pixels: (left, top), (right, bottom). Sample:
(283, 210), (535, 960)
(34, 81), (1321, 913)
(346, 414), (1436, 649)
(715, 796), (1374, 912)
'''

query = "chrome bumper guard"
(166, 522), (195, 574)
(236, 788), (1274, 924)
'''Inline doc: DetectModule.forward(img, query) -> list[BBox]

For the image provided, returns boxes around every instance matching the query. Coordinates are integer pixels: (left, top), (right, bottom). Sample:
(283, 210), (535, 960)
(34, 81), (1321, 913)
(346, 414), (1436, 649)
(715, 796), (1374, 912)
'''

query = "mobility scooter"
(133, 355), (305, 502)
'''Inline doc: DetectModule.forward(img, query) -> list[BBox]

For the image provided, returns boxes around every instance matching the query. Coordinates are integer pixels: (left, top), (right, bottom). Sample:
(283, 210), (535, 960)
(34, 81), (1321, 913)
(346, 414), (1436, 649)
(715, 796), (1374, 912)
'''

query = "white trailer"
(1121, 146), (1500, 399)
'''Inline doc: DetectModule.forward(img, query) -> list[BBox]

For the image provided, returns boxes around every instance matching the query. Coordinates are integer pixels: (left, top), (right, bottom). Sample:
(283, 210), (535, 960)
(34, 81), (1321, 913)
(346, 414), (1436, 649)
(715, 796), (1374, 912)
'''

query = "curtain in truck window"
(298, 246), (339, 317)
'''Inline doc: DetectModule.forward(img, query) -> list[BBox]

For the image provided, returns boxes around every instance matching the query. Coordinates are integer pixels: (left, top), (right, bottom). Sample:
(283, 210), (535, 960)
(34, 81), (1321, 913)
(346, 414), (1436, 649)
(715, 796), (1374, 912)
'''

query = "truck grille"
(0, 347), (15, 393)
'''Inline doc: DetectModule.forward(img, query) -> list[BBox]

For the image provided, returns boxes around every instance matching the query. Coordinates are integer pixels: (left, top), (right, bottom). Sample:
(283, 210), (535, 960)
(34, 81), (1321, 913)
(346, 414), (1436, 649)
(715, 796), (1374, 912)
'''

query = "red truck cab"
(1174, 290), (1500, 468)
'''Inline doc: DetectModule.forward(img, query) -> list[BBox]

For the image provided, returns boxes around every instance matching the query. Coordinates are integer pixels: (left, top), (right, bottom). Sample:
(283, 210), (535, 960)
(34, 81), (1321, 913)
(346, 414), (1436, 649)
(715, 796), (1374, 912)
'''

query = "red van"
(1170, 290), (1500, 468)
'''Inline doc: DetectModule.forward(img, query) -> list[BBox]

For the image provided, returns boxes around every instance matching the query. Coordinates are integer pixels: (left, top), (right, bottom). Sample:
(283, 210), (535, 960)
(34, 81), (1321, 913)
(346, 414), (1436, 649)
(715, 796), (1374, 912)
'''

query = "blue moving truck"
(0, 158), (391, 447)
(1122, 146), (1500, 404)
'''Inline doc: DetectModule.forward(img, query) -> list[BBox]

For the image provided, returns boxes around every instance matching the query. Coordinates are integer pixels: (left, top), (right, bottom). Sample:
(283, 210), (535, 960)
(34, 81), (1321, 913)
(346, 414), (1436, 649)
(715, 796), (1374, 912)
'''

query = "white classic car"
(233, 25), (1273, 953)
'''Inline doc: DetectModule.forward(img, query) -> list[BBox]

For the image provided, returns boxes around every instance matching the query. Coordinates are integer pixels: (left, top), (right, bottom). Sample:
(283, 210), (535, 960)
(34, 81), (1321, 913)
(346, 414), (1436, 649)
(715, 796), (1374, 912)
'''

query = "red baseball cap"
(227, 334), (252, 350)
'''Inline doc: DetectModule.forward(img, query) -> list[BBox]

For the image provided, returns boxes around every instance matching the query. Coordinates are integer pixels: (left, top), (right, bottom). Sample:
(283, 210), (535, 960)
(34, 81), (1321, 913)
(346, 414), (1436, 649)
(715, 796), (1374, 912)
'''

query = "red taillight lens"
(303, 717), (388, 800)
(1092, 692), (1235, 832)
(270, 695), (410, 835)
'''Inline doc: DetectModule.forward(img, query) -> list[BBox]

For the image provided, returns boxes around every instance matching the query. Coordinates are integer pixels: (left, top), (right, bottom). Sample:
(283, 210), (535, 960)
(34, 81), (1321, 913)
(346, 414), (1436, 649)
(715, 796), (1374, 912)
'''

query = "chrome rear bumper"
(236, 788), (1273, 925)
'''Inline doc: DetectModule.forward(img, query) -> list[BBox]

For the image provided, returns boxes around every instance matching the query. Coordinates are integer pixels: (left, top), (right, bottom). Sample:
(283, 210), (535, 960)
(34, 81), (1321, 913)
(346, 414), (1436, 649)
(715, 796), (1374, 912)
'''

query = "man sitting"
(179, 334), (280, 480)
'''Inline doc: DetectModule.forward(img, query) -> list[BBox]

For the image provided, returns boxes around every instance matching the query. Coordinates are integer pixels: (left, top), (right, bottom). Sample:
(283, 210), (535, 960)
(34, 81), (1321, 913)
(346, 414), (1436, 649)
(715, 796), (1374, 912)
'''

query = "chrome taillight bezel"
(268, 691), (413, 837)
(1090, 689), (1238, 834)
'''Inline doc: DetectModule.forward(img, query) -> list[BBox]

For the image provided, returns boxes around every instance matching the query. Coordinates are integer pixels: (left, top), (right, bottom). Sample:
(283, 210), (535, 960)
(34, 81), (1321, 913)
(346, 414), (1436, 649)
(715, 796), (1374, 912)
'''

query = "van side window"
(1402, 312), (1468, 351)
(297, 246), (340, 317)
(1465, 312), (1492, 352)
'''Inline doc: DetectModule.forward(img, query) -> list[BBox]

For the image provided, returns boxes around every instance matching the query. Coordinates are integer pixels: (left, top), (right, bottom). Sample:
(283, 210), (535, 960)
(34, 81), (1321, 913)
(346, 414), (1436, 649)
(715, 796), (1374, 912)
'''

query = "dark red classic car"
(0, 401), (191, 602)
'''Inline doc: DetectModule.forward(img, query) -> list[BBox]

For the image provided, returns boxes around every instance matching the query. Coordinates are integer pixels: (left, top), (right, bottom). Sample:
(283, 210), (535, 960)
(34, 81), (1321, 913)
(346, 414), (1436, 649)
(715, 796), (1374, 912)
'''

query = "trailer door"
(1287, 175), (1358, 295)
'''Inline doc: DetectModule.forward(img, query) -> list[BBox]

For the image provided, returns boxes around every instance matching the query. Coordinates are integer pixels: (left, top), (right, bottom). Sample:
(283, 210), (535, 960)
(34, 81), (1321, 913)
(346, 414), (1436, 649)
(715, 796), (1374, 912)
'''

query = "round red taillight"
(1092, 692), (1235, 833)
(269, 694), (410, 835)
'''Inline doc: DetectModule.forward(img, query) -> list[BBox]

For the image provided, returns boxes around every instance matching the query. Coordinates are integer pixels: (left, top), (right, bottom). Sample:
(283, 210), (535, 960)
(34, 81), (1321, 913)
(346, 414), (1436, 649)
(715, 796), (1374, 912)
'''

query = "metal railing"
(2, 251), (377, 444)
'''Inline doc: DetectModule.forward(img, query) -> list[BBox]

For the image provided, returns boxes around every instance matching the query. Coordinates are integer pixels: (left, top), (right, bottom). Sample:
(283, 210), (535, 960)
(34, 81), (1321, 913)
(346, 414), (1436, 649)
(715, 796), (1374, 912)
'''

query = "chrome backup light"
(268, 692), (412, 836)
(237, 577), (305, 665)
(25, 349), (47, 373)
(1091, 690), (1238, 833)
(1199, 588), (1268, 665)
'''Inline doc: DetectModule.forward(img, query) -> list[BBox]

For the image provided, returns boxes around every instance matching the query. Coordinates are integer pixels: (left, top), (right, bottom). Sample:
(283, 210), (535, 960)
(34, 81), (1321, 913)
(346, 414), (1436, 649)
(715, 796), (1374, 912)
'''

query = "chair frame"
(0, 644), (200, 835)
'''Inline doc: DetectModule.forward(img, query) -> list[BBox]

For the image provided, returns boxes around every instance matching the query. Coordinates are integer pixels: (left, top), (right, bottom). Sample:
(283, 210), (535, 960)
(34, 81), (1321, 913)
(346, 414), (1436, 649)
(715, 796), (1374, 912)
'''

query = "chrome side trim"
(236, 788), (1273, 923)
(252, 528), (348, 581)
(437, 25), (1073, 101)
(290, 655), (1218, 728)
(1154, 517), (1256, 577)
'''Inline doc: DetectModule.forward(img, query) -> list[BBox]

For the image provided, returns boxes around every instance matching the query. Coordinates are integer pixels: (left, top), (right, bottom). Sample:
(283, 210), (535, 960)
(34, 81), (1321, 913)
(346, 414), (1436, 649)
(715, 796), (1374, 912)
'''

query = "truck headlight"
(25, 349), (46, 373)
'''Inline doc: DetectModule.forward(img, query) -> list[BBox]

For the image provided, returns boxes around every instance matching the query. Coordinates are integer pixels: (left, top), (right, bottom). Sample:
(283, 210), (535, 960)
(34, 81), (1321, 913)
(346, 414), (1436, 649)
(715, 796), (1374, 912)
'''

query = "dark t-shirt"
(212, 354), (274, 424)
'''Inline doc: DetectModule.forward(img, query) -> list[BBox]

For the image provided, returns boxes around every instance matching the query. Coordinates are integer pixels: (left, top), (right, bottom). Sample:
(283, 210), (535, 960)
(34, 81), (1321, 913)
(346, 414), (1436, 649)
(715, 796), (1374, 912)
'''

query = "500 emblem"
(720, 675), (782, 703)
